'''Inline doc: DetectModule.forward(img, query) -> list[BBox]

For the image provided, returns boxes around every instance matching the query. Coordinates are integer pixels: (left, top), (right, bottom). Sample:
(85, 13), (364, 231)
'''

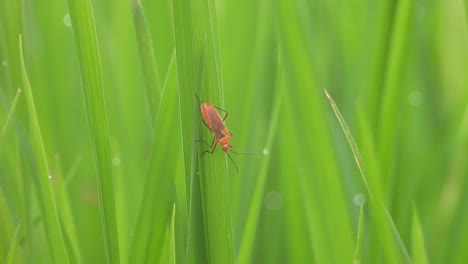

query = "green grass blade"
(19, 35), (70, 264)
(377, 0), (414, 190)
(0, 88), (21, 147)
(132, 0), (161, 118)
(173, 0), (235, 262)
(324, 90), (374, 199)
(53, 155), (83, 264)
(128, 51), (179, 263)
(277, 1), (355, 261)
(325, 90), (410, 263)
(65, 0), (120, 262)
(411, 206), (429, 264)
(237, 52), (284, 264)
(353, 205), (365, 263)
(4, 221), (21, 264)
(169, 204), (176, 264)
(171, 9), (202, 263)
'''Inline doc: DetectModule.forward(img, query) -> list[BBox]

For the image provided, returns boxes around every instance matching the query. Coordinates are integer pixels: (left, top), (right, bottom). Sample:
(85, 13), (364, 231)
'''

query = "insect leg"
(213, 105), (229, 121)
(196, 136), (217, 156)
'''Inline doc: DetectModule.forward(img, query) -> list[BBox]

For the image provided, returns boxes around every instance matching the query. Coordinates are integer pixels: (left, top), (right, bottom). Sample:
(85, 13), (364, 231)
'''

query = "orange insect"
(196, 95), (254, 173)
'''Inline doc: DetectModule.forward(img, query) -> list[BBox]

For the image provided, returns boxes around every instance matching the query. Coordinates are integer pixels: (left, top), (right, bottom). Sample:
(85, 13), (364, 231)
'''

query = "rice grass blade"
(325, 90), (411, 263)
(65, 0), (120, 262)
(132, 0), (161, 119)
(237, 52), (284, 264)
(4, 221), (21, 264)
(384, 207), (412, 263)
(53, 155), (83, 264)
(411, 206), (429, 264)
(377, 0), (414, 189)
(324, 90), (374, 198)
(353, 205), (365, 263)
(128, 50), (179, 263)
(19, 35), (70, 264)
(277, 1), (355, 261)
(173, 0), (236, 262)
(171, 10), (203, 263)
(0, 88), (21, 147)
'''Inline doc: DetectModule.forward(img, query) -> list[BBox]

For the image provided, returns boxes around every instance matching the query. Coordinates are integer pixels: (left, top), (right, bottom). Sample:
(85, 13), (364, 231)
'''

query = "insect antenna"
(230, 150), (257, 155)
(226, 152), (239, 173)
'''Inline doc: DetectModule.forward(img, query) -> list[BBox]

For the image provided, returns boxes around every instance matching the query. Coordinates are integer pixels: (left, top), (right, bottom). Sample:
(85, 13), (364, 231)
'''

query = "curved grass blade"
(325, 89), (411, 263)
(19, 35), (70, 264)
(65, 0), (120, 262)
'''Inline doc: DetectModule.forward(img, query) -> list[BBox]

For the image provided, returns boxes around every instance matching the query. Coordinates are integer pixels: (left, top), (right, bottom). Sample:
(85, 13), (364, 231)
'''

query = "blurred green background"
(1, 0), (468, 263)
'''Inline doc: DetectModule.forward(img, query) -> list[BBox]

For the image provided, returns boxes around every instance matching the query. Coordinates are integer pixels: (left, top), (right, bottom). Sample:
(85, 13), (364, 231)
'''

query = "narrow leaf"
(65, 0), (120, 261)
(19, 34), (70, 264)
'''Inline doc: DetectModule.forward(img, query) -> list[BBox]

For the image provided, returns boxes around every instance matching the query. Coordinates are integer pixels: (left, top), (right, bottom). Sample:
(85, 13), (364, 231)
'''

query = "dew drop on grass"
(264, 191), (283, 211)
(112, 157), (121, 167)
(63, 13), (72, 28)
(353, 193), (366, 206)
(408, 90), (423, 107)
(1, 60), (7, 67)
(48, 175), (52, 179)
(262, 149), (269, 155)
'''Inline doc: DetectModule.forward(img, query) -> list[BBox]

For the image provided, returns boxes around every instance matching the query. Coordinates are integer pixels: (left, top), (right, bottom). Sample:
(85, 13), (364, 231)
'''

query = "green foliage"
(1, 0), (467, 263)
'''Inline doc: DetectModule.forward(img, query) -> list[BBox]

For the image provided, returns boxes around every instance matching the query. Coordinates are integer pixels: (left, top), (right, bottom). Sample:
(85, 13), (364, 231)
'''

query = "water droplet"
(262, 149), (269, 155)
(48, 175), (52, 179)
(264, 191), (283, 211)
(112, 157), (121, 166)
(1, 60), (7, 67)
(408, 91), (423, 107)
(63, 13), (72, 28)
(353, 193), (366, 206)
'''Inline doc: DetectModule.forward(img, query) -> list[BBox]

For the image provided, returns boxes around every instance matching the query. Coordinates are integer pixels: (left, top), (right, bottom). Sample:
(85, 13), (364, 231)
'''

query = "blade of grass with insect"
(66, 0), (120, 262)
(326, 90), (411, 262)
(173, 0), (235, 262)
(19, 35), (70, 264)
(132, 0), (161, 120)
(193, 3), (236, 263)
(4, 221), (21, 264)
(0, 89), (21, 147)
(277, 0), (355, 262)
(411, 206), (429, 264)
(128, 51), (180, 263)
(377, 0), (413, 198)
(237, 51), (284, 263)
